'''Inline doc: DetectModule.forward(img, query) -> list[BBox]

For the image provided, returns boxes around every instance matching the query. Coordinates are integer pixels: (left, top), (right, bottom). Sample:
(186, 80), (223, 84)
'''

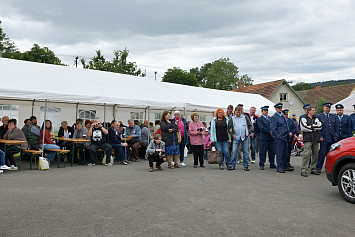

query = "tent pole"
(41, 99), (47, 157)
(75, 102), (79, 121)
(104, 103), (106, 128)
(183, 107), (186, 118)
(113, 104), (116, 120)
(31, 100), (35, 116)
(147, 106), (150, 144)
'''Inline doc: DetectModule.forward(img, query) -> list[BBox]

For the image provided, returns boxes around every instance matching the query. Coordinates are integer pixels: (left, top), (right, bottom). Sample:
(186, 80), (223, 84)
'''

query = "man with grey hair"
(0, 116), (9, 139)
(87, 119), (112, 166)
(125, 119), (142, 162)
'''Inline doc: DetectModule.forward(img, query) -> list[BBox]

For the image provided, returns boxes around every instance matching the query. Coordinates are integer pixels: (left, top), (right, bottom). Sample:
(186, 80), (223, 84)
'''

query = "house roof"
(232, 79), (305, 104)
(297, 83), (355, 105)
(232, 79), (284, 98)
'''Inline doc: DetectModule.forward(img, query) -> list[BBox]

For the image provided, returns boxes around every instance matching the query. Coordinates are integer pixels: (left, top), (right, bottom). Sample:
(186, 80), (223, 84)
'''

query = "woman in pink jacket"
(188, 112), (207, 168)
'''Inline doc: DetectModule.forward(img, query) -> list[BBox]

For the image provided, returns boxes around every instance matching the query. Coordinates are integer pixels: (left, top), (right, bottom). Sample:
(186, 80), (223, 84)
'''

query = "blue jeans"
(250, 135), (257, 160)
(215, 141), (230, 166)
(43, 144), (60, 162)
(110, 143), (127, 162)
(0, 149), (5, 166)
(231, 138), (249, 168)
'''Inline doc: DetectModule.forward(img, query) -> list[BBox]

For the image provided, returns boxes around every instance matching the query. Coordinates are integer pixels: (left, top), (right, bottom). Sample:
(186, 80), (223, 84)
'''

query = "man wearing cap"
(282, 109), (296, 171)
(291, 113), (300, 136)
(257, 106), (276, 170)
(299, 104), (311, 126)
(270, 103), (291, 173)
(317, 103), (338, 173)
(335, 104), (351, 141)
(350, 104), (355, 136)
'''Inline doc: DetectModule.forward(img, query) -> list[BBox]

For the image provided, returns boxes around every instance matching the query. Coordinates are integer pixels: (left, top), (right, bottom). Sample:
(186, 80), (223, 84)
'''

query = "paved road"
(1, 154), (353, 236)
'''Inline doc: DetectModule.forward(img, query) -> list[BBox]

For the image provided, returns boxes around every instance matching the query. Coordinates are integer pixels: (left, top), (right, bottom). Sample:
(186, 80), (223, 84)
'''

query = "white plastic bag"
(38, 157), (50, 170)
(102, 155), (114, 165)
(184, 146), (187, 158)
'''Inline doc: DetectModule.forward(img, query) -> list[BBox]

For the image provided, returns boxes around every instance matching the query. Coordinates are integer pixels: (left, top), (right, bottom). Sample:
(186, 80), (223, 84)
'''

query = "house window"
(78, 109), (96, 122)
(130, 112), (143, 124)
(0, 104), (19, 121)
(40, 107), (61, 135)
(280, 93), (288, 102)
(155, 113), (161, 121)
(199, 115), (206, 122)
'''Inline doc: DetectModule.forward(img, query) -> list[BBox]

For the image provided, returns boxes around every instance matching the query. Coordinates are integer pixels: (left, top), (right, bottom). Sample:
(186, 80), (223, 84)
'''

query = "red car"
(326, 137), (355, 204)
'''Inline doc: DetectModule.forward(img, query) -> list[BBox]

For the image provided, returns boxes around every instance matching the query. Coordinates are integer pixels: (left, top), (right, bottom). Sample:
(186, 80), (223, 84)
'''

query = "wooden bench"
(47, 149), (71, 168)
(24, 150), (43, 170)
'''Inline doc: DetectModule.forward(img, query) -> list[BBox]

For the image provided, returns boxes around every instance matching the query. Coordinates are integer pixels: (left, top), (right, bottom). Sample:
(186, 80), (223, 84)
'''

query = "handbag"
(176, 131), (182, 144)
(207, 150), (221, 164)
(38, 157), (50, 170)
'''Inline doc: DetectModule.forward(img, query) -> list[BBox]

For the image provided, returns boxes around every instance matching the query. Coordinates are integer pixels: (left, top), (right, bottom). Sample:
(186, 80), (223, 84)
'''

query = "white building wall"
(268, 84), (304, 118)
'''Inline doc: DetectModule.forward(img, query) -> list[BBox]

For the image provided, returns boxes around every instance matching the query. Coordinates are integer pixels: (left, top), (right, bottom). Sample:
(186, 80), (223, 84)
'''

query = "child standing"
(203, 128), (212, 160)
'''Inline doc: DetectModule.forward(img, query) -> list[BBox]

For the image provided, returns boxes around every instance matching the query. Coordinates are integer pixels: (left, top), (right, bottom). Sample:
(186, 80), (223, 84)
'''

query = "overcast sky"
(1, 0), (355, 84)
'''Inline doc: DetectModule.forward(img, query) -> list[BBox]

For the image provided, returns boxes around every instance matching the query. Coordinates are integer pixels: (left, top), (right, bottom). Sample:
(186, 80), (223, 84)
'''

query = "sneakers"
(120, 161), (128, 165)
(301, 172), (308, 177)
(156, 165), (163, 171)
(149, 167), (154, 172)
(236, 160), (241, 164)
(180, 162), (186, 167)
(105, 163), (112, 166)
(244, 167), (249, 171)
(251, 160), (255, 164)
(87, 163), (96, 166)
(171, 161), (175, 166)
(0, 170), (3, 174)
(9, 165), (18, 171)
(0, 165), (10, 170)
(219, 164), (224, 170)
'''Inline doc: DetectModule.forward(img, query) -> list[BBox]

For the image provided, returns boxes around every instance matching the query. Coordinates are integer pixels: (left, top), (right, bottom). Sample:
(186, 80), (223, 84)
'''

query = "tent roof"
(330, 89), (355, 115)
(0, 58), (275, 113)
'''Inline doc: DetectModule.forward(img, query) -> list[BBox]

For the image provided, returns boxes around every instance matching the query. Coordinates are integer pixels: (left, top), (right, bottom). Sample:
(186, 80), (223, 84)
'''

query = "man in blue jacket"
(317, 103), (338, 173)
(257, 106), (276, 170)
(335, 104), (351, 141)
(350, 104), (355, 136)
(125, 119), (142, 162)
(282, 109), (296, 171)
(108, 120), (128, 165)
(271, 103), (291, 173)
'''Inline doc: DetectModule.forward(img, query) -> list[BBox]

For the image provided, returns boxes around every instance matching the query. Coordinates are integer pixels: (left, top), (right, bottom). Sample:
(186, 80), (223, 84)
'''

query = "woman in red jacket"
(40, 120), (60, 164)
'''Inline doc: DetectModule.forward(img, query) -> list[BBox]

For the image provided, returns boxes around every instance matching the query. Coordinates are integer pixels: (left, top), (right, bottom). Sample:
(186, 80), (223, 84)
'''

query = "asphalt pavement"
(0, 154), (353, 237)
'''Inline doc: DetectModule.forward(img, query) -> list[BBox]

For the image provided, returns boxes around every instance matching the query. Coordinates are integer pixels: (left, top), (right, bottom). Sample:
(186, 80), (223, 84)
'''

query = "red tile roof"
(297, 83), (355, 105)
(232, 79), (284, 98)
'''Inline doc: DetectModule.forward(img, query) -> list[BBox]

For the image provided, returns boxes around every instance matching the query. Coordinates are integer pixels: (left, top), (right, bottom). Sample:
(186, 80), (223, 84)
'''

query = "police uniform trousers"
(275, 139), (288, 170)
(316, 139), (334, 171)
(258, 140), (275, 167)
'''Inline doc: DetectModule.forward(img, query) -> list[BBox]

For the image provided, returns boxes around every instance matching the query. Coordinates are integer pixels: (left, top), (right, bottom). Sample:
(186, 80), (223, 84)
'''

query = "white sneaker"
(171, 161), (175, 166)
(105, 163), (112, 167)
(10, 165), (18, 170)
(0, 170), (3, 174)
(87, 163), (96, 166)
(180, 162), (186, 166)
(0, 165), (10, 170)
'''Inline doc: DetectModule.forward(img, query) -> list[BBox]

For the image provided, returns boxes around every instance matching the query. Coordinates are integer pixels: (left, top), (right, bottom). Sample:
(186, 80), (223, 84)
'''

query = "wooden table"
(55, 137), (90, 167)
(0, 139), (27, 171)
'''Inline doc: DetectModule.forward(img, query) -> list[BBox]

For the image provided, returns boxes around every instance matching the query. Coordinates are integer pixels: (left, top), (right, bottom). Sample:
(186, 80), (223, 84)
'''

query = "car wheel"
(337, 163), (355, 204)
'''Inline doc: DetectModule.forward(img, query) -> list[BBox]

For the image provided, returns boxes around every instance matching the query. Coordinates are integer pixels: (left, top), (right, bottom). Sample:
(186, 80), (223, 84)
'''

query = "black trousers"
(89, 143), (112, 164)
(191, 145), (204, 166)
(148, 153), (165, 167)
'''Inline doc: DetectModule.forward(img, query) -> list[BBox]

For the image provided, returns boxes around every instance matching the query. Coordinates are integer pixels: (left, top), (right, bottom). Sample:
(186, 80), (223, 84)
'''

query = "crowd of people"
(0, 102), (354, 175)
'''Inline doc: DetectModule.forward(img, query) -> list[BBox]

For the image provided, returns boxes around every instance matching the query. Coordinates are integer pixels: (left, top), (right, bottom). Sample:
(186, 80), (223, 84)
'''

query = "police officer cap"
(323, 102), (333, 107)
(237, 104), (243, 107)
(282, 109), (289, 115)
(303, 104), (311, 109)
(274, 102), (283, 108)
(335, 104), (344, 109)
(261, 105), (269, 110)
(292, 113), (296, 116)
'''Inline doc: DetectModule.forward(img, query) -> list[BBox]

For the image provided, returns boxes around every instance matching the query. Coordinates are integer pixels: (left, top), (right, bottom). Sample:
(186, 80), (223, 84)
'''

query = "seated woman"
(146, 134), (166, 172)
(3, 119), (28, 170)
(73, 121), (89, 165)
(40, 120), (60, 164)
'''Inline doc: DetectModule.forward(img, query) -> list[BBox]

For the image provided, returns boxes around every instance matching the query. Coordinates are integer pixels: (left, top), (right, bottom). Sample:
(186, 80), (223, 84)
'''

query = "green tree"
(81, 48), (144, 76)
(315, 97), (327, 114)
(162, 67), (198, 86)
(0, 20), (19, 57)
(292, 82), (313, 91)
(16, 44), (64, 65)
(239, 74), (253, 87)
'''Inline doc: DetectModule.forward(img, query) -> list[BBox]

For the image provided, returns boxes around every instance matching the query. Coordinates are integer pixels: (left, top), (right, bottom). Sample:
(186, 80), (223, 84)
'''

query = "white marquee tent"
(0, 58), (275, 120)
(331, 88), (355, 115)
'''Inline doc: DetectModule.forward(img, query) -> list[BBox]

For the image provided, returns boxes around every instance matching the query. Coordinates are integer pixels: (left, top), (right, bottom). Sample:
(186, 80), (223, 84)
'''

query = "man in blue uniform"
(257, 106), (276, 170)
(317, 103), (338, 173)
(350, 104), (355, 136)
(271, 103), (291, 173)
(335, 104), (351, 141)
(282, 109), (296, 171)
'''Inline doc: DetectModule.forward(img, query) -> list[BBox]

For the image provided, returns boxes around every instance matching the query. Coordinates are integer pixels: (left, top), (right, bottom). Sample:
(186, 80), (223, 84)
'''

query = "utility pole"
(74, 56), (79, 68)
